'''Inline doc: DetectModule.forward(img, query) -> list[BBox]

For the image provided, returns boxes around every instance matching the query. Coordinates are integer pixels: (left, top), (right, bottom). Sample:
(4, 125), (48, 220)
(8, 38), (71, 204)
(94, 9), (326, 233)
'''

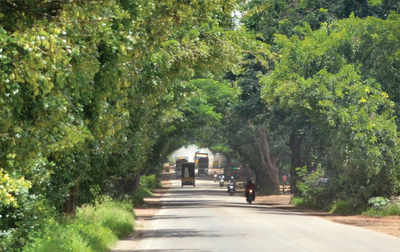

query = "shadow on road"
(113, 250), (209, 252)
(155, 183), (328, 217)
(138, 228), (223, 239)
(160, 199), (319, 216)
(140, 215), (211, 221)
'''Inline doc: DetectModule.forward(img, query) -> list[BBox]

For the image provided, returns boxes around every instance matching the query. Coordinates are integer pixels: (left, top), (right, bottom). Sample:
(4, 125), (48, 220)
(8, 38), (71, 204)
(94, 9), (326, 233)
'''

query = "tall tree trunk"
(255, 127), (280, 193)
(289, 131), (304, 195)
(63, 183), (79, 215)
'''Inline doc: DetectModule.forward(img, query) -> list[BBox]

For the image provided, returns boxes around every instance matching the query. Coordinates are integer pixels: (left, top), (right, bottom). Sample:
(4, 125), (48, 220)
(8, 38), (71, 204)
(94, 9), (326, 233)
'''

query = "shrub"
(295, 166), (333, 209)
(363, 202), (400, 217)
(83, 201), (134, 238)
(140, 175), (160, 190)
(75, 222), (115, 252)
(0, 178), (55, 251)
(131, 187), (152, 206)
(22, 219), (92, 252)
(385, 204), (400, 215)
(329, 199), (362, 215)
(368, 196), (390, 210)
(290, 197), (306, 208)
(22, 200), (134, 252)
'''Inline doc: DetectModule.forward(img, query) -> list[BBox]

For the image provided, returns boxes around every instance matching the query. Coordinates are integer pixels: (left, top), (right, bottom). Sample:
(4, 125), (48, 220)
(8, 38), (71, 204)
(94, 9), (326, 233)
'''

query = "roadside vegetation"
(0, 174), (157, 251)
(22, 200), (134, 252)
(1, 0), (400, 250)
(362, 197), (400, 217)
(0, 1), (238, 251)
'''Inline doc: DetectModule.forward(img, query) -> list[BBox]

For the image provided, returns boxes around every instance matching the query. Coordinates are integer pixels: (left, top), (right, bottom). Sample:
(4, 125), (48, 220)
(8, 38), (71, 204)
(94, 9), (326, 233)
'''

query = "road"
(112, 179), (400, 252)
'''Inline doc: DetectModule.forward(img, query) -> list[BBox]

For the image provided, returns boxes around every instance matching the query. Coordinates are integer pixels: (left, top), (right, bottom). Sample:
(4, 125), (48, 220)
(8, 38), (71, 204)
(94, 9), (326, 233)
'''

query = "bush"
(81, 200), (134, 238)
(0, 190), (55, 251)
(291, 196), (331, 210)
(385, 204), (400, 215)
(23, 219), (93, 252)
(22, 200), (134, 252)
(290, 197), (307, 208)
(295, 166), (333, 209)
(368, 196), (390, 210)
(363, 202), (400, 217)
(330, 199), (362, 215)
(140, 175), (160, 190)
(131, 187), (152, 206)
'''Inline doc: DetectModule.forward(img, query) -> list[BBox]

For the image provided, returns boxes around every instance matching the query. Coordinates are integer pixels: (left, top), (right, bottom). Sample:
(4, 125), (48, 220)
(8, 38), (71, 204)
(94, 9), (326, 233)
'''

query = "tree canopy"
(2, 0), (400, 250)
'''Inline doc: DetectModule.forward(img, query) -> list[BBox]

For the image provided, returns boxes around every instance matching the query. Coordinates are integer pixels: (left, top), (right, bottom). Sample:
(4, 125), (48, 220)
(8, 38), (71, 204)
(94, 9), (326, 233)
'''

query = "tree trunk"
(63, 183), (79, 215)
(289, 131), (304, 195)
(255, 127), (280, 193)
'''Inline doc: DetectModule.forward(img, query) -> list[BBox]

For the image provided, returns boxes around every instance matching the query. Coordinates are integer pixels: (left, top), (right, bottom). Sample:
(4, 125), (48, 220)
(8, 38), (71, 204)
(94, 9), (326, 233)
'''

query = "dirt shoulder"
(256, 194), (400, 238)
(133, 180), (171, 222)
(110, 180), (171, 252)
(324, 215), (400, 238)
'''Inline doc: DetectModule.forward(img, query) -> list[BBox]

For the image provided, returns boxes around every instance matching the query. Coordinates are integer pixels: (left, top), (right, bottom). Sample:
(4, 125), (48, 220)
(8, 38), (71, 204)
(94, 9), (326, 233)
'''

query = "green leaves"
(0, 0), (243, 248)
(259, 13), (400, 202)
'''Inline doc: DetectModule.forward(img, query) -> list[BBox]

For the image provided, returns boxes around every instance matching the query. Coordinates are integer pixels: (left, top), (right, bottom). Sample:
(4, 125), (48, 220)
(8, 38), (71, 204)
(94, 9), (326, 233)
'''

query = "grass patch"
(22, 200), (134, 252)
(290, 196), (326, 209)
(140, 174), (160, 190)
(363, 203), (400, 217)
(329, 200), (362, 215)
(290, 197), (306, 208)
(131, 186), (152, 206)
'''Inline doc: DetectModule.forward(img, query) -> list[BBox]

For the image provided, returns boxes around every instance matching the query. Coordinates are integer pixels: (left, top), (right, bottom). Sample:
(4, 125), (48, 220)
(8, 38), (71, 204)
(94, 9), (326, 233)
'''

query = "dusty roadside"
(111, 181), (400, 252)
(133, 180), (172, 221)
(110, 180), (171, 252)
(256, 194), (400, 238)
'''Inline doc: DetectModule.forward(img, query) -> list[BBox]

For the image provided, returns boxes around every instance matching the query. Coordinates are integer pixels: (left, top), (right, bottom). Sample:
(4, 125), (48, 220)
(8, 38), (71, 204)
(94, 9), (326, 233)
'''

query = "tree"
(260, 15), (400, 206)
(0, 0), (242, 249)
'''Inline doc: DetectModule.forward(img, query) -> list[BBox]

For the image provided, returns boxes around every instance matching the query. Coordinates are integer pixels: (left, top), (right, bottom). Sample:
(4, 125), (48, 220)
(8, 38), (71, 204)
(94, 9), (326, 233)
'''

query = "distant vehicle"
(227, 181), (235, 195)
(175, 156), (188, 178)
(181, 162), (195, 187)
(245, 180), (256, 204)
(246, 188), (255, 204)
(194, 152), (209, 176)
(219, 174), (225, 187)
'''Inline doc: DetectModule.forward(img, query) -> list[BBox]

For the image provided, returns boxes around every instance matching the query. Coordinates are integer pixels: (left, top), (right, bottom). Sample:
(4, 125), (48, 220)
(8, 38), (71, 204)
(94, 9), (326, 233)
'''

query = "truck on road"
(175, 156), (188, 178)
(194, 152), (209, 176)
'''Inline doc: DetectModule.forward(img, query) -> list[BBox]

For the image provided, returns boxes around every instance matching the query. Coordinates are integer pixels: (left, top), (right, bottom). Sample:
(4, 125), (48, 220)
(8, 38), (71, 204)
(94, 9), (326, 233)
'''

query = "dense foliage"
(193, 0), (400, 204)
(22, 199), (134, 252)
(228, 0), (400, 206)
(0, 0), (240, 250)
(261, 15), (400, 204)
(2, 0), (400, 249)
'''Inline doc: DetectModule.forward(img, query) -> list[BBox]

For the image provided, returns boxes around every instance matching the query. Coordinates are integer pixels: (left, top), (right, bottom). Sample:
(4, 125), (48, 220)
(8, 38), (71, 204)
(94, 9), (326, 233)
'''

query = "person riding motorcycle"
(227, 176), (236, 194)
(245, 178), (256, 200)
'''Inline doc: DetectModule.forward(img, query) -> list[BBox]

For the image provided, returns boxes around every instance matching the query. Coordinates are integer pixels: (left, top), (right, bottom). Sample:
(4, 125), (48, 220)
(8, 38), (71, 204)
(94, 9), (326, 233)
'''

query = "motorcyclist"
(245, 178), (256, 200)
(227, 176), (236, 192)
(219, 174), (225, 187)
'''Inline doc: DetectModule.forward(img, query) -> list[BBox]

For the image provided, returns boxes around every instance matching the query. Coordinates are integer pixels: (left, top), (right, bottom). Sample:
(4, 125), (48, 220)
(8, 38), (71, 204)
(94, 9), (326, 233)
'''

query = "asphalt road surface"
(112, 179), (400, 252)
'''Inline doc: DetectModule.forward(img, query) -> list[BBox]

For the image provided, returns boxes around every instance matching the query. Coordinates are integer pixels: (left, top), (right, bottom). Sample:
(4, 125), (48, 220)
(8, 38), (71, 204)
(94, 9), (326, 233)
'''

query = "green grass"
(363, 203), (400, 217)
(131, 186), (152, 206)
(140, 174), (160, 190)
(329, 200), (361, 215)
(22, 200), (135, 252)
(290, 197), (307, 208)
(290, 196), (324, 209)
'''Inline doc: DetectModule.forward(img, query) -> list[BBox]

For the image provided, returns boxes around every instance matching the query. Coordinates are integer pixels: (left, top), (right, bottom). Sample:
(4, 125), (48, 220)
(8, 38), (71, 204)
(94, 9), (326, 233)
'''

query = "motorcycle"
(219, 177), (224, 187)
(246, 188), (255, 204)
(227, 182), (235, 195)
